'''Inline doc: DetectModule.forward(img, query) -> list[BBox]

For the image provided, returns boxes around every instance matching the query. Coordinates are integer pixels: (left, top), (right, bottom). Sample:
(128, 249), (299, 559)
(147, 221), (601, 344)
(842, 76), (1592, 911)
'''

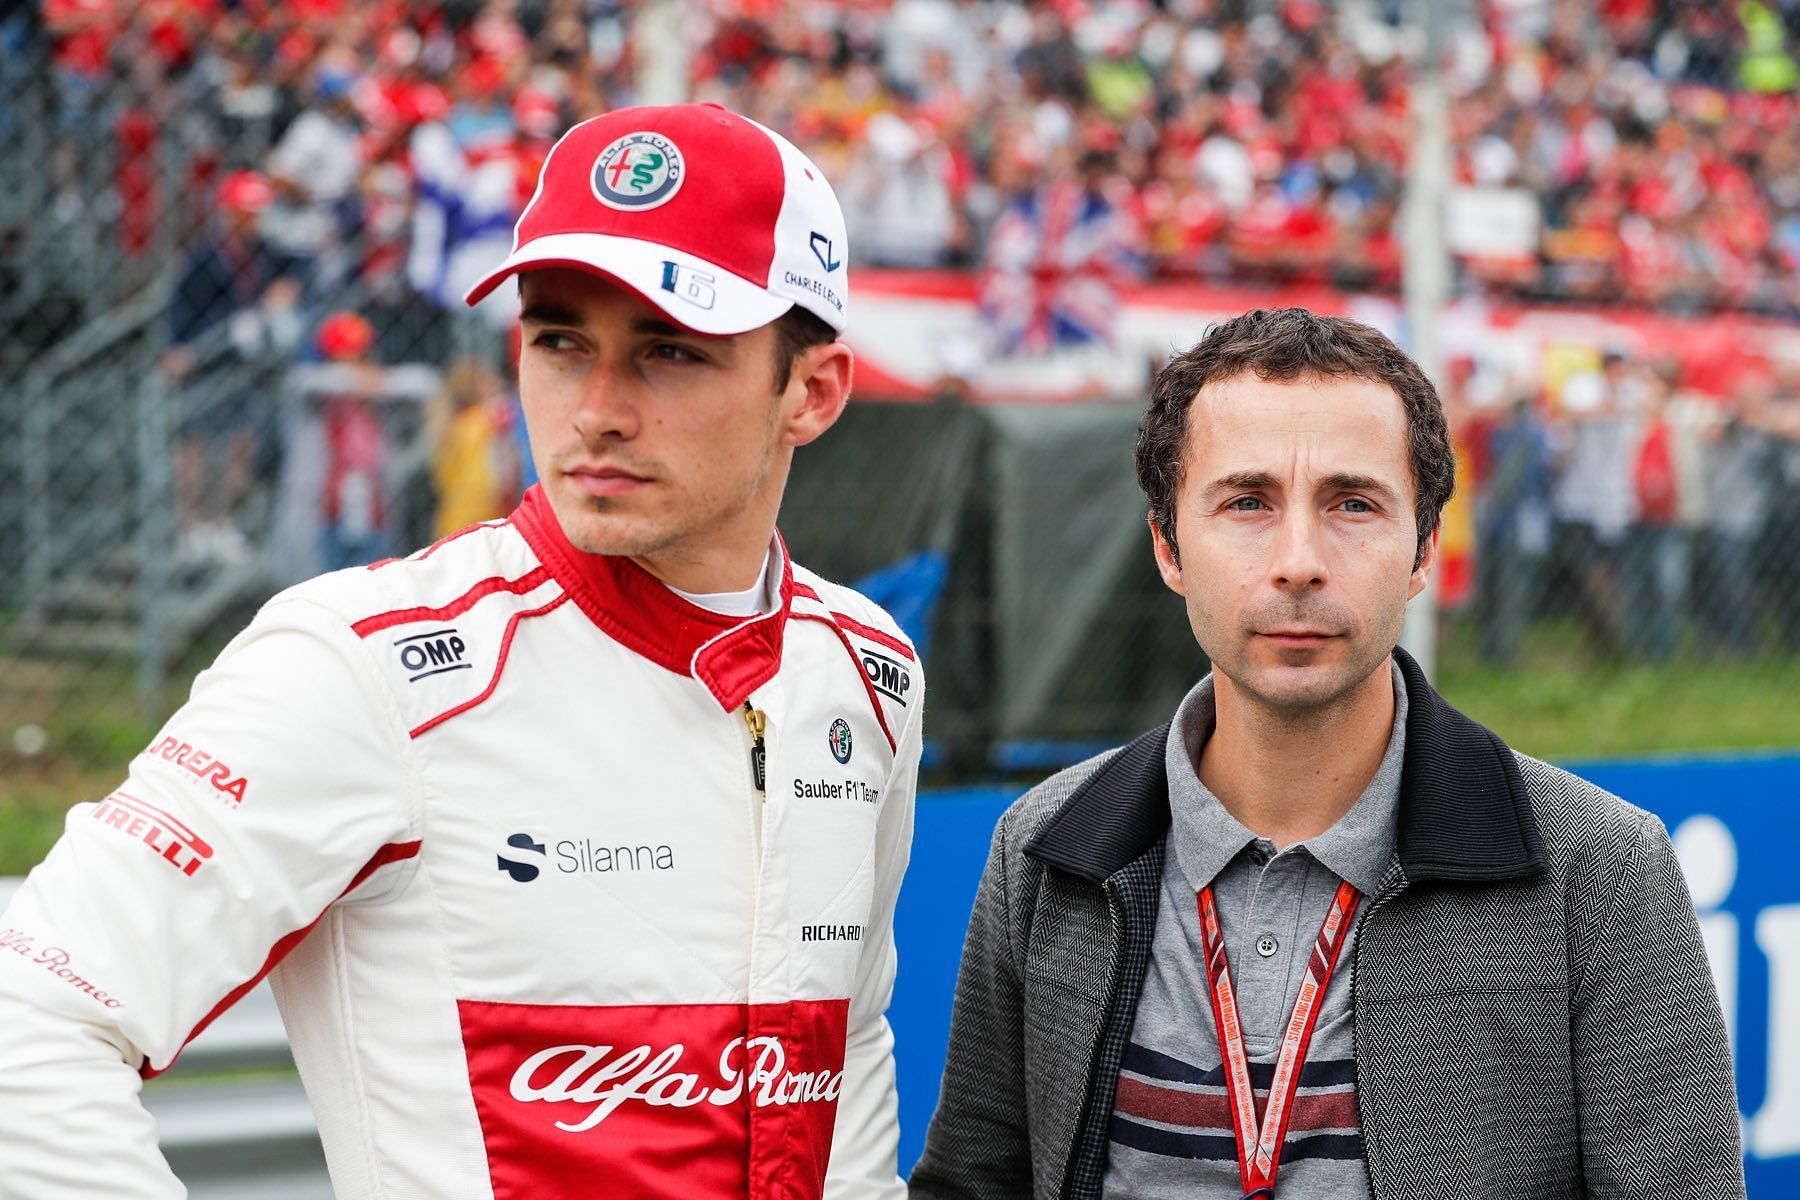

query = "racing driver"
(0, 103), (922, 1199)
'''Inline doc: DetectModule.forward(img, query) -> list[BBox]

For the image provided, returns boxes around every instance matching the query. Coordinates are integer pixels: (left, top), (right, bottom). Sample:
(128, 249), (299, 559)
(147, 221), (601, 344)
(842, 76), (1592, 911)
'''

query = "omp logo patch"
(395, 628), (470, 682)
(859, 649), (912, 707)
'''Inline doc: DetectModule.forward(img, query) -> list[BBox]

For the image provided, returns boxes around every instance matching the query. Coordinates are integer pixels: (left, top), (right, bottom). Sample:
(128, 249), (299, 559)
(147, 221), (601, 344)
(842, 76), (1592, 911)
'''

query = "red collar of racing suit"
(509, 483), (794, 713)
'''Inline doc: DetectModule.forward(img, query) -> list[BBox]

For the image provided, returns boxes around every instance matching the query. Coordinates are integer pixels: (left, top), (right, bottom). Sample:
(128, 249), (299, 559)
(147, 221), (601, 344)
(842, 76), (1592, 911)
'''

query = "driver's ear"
(781, 342), (853, 448)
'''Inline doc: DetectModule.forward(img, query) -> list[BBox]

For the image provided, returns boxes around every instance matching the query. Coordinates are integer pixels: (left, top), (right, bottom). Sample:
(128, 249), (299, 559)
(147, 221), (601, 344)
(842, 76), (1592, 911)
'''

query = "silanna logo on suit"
(497, 832), (676, 883)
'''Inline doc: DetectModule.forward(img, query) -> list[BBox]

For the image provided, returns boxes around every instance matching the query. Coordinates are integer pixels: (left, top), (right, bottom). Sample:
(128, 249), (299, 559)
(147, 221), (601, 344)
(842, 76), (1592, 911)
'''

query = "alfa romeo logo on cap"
(591, 131), (685, 211)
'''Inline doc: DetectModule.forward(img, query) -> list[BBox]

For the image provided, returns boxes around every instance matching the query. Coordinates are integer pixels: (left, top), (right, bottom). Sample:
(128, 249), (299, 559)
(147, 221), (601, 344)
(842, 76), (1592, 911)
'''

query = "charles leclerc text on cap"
(465, 103), (849, 338)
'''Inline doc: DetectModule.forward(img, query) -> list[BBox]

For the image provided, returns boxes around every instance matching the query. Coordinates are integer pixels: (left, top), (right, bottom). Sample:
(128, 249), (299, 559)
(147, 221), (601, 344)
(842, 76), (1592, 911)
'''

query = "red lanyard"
(1196, 878), (1361, 1199)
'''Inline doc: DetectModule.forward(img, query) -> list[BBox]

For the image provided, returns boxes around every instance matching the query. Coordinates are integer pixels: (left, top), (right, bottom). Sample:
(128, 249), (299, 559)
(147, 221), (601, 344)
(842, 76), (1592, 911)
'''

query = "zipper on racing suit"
(742, 701), (768, 866)
(739, 699), (772, 1193)
(743, 702), (767, 795)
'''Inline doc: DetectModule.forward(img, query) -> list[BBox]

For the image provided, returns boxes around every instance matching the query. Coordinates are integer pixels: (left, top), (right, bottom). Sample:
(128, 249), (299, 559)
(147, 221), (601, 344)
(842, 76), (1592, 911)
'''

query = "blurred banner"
(892, 758), (1800, 1196)
(846, 269), (1800, 402)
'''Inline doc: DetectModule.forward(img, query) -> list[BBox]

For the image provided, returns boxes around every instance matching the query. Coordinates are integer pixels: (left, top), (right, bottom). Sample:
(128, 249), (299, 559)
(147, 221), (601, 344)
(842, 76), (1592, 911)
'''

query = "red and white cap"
(465, 103), (849, 335)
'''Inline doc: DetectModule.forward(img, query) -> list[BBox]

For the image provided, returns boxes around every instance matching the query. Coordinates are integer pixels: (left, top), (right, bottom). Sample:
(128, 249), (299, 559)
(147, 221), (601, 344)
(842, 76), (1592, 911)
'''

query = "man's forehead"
(1186, 373), (1411, 478)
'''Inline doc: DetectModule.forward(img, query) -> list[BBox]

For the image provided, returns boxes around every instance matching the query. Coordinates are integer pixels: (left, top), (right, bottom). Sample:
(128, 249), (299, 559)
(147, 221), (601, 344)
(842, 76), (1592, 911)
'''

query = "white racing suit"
(0, 484), (922, 1199)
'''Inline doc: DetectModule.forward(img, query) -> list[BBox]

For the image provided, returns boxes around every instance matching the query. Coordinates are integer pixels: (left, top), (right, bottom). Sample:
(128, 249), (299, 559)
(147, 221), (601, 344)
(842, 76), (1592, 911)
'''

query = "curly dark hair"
(1134, 307), (1455, 570)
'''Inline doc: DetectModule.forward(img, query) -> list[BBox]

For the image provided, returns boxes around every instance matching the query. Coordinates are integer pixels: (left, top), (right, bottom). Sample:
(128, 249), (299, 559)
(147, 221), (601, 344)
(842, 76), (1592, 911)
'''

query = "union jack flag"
(980, 179), (1144, 354)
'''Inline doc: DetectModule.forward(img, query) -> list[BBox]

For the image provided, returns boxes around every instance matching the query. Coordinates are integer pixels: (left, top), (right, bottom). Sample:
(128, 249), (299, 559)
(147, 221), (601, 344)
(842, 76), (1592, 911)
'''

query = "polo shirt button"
(1256, 934), (1279, 957)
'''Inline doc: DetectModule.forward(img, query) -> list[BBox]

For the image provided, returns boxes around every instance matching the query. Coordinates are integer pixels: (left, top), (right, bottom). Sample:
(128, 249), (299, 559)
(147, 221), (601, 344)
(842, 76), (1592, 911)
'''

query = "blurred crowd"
(1455, 350), (1800, 663)
(15, 0), (1800, 328)
(8, 0), (1800, 651)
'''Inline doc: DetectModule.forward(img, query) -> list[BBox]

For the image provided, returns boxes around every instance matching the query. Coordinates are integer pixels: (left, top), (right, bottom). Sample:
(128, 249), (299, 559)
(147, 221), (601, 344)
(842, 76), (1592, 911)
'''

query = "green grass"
(0, 761), (127, 875)
(1435, 617), (1800, 761)
(0, 658), (164, 875)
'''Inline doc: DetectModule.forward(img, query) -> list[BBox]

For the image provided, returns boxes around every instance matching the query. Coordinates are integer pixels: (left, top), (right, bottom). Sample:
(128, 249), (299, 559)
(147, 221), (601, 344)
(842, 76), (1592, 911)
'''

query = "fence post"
(20, 368), (51, 623)
(1399, 0), (1452, 681)
(137, 373), (174, 714)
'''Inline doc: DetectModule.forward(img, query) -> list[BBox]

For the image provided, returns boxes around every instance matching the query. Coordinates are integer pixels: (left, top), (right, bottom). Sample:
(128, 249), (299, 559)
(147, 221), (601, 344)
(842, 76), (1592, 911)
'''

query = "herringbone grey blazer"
(910, 649), (1744, 1200)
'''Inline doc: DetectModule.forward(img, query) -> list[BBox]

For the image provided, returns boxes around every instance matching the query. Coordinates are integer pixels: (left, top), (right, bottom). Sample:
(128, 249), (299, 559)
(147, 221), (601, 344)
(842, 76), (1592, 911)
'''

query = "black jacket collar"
(1024, 647), (1547, 886)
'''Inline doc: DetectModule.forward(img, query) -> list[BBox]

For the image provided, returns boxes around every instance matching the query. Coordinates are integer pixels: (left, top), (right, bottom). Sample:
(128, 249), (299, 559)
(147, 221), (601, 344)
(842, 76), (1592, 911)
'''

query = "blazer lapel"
(1023, 724), (1171, 879)
(1390, 647), (1547, 883)
(1024, 651), (1545, 886)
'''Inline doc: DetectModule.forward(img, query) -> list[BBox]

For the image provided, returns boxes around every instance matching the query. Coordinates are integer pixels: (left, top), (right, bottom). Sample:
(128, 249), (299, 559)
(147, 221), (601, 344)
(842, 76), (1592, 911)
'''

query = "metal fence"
(1, 0), (1798, 823)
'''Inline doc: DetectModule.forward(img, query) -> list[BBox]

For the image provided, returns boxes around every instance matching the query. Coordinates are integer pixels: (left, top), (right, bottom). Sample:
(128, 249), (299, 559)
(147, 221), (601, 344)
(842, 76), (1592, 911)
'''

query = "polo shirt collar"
(1025, 646), (1540, 887)
(1163, 662), (1406, 898)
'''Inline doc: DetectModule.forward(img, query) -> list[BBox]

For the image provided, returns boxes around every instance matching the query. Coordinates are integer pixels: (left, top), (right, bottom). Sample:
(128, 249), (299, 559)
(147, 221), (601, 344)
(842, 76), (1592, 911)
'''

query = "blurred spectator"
(1549, 351), (1640, 654)
(264, 52), (365, 274)
(427, 357), (521, 538)
(1698, 374), (1780, 656)
(166, 169), (303, 563)
(43, 0), (114, 220)
(1622, 368), (1684, 660)
(315, 311), (388, 570)
(842, 108), (962, 268)
(1759, 365), (1800, 650)
(1475, 390), (1556, 665)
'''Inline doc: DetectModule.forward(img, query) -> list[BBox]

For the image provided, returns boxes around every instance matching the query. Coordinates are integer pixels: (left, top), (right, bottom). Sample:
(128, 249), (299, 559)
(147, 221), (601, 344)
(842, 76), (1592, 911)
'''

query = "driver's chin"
(556, 503), (670, 559)
(1237, 652), (1355, 711)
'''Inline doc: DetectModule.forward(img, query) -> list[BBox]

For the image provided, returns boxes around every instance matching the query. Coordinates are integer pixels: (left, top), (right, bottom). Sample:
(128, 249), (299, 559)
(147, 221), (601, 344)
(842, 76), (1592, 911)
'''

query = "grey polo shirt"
(1101, 661), (1407, 1199)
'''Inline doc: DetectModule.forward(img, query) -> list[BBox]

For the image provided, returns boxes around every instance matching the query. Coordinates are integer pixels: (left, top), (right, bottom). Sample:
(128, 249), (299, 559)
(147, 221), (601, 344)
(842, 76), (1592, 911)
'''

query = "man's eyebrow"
(519, 302), (583, 327)
(1202, 470), (1280, 495)
(1320, 472), (1401, 500)
(517, 307), (707, 341)
(1200, 470), (1402, 501)
(630, 315), (702, 338)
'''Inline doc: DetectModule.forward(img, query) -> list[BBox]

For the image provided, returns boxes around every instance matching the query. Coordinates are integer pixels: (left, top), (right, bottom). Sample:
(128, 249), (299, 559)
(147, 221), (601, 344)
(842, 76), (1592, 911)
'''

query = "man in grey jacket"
(910, 309), (1743, 1200)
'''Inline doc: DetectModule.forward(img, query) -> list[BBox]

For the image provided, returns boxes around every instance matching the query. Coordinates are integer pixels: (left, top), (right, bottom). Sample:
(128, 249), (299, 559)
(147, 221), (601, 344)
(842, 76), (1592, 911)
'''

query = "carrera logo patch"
(591, 131), (685, 210)
(143, 736), (249, 806)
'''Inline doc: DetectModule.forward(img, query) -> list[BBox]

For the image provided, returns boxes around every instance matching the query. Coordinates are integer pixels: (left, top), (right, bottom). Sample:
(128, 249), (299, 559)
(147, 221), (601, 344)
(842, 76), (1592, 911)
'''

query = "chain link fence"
(3, 0), (1800, 870)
